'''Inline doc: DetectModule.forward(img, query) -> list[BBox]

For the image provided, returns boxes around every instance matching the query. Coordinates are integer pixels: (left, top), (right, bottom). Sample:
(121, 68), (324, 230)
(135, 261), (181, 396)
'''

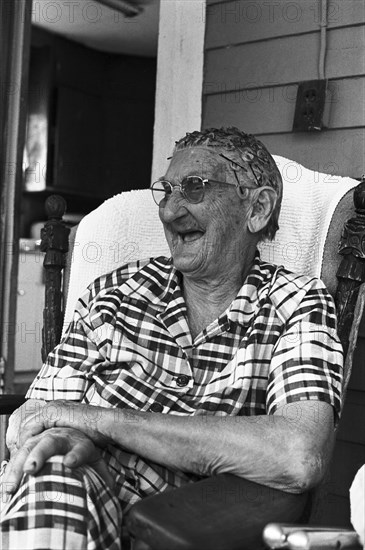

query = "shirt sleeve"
(26, 297), (105, 402)
(266, 284), (343, 420)
(26, 259), (148, 402)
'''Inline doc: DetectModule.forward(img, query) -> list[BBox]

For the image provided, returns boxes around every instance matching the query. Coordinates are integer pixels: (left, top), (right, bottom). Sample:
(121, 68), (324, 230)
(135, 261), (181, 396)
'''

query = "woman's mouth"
(178, 231), (204, 243)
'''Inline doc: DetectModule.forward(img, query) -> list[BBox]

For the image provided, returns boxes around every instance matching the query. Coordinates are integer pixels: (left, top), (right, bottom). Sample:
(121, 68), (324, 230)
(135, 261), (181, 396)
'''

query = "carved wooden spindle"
(335, 176), (365, 359)
(40, 195), (70, 362)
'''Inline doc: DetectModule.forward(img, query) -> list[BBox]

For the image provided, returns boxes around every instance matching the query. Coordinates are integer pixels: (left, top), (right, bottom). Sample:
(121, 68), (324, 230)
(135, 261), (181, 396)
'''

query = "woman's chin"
(171, 253), (203, 275)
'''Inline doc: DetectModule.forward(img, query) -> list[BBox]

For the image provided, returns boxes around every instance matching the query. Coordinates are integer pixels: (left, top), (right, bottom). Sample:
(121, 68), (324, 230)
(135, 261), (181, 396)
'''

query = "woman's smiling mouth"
(178, 230), (204, 243)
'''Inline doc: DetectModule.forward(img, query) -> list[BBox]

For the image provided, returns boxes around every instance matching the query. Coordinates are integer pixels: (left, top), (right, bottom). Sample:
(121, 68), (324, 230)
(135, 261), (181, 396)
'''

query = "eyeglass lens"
(152, 177), (205, 205)
(183, 177), (204, 203)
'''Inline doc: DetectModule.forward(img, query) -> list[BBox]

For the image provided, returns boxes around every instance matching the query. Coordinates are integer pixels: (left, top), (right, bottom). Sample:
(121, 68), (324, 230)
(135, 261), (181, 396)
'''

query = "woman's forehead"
(168, 144), (282, 197)
(167, 147), (227, 176)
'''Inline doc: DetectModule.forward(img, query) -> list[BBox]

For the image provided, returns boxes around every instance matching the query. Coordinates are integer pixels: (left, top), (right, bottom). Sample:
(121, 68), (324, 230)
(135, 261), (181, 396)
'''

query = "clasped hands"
(2, 399), (114, 495)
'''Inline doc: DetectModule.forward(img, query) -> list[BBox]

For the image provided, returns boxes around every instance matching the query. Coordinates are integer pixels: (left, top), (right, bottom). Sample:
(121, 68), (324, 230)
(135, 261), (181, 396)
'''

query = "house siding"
(203, 0), (365, 177)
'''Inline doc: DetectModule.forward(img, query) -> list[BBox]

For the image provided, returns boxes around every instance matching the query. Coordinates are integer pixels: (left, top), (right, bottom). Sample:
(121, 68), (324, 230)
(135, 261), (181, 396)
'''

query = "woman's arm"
(10, 398), (334, 495)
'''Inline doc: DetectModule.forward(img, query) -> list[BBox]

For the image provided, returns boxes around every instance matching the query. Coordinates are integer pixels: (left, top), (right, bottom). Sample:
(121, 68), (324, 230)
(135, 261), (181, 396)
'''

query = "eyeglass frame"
(151, 176), (236, 206)
(150, 152), (266, 206)
(150, 174), (261, 206)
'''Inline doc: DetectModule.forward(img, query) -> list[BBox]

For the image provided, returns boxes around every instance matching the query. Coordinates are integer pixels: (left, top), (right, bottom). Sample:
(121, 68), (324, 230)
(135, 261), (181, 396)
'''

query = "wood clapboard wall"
(203, 0), (365, 526)
(203, 0), (365, 177)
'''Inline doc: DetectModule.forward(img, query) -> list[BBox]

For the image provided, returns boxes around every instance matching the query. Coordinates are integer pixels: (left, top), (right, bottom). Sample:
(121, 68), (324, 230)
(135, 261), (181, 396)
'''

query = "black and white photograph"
(0, 1), (364, 548)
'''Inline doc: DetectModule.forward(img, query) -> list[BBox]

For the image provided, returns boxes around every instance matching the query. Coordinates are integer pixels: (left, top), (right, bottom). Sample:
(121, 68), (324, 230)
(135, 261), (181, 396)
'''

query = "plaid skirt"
(0, 449), (198, 550)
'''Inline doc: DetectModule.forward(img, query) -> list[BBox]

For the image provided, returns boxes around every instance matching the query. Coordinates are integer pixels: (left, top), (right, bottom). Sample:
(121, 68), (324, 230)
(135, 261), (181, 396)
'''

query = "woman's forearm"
(60, 400), (334, 493)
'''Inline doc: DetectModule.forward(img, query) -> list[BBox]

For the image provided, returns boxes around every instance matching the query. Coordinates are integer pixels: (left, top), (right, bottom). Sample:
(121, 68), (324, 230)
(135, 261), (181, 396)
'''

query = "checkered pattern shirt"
(28, 253), (343, 417)
(26, 254), (343, 508)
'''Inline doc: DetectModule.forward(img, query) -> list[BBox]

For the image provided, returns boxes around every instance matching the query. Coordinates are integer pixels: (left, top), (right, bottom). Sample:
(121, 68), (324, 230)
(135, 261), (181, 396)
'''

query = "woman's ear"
(247, 187), (277, 235)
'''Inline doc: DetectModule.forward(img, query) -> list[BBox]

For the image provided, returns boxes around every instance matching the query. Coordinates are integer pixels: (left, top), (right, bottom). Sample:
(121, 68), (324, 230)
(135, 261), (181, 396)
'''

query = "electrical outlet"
(293, 80), (328, 132)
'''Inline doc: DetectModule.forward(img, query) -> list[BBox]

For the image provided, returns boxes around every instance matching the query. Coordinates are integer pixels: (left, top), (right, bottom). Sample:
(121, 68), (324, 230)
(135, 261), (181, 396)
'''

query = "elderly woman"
(0, 128), (342, 549)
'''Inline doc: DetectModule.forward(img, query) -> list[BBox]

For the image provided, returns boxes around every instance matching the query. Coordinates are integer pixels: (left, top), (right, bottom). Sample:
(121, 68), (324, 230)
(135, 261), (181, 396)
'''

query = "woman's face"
(158, 147), (256, 283)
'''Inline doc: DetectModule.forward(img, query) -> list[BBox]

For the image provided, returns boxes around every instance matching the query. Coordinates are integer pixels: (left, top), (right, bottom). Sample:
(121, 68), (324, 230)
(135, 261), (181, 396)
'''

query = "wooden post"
(40, 195), (70, 362)
(0, 0), (32, 395)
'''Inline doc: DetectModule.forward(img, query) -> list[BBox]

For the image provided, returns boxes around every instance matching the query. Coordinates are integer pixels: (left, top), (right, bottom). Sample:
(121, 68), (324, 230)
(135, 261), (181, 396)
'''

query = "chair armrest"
(0, 395), (26, 415)
(126, 473), (309, 550)
(263, 524), (361, 549)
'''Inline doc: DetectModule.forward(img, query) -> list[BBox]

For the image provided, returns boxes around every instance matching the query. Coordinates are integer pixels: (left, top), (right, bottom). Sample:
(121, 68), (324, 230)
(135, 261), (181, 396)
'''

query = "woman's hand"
(2, 427), (114, 495)
(16, 400), (113, 449)
(6, 399), (47, 457)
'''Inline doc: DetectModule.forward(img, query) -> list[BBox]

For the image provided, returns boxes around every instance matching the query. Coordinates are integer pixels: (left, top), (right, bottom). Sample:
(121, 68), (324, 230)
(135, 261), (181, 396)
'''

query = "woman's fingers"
(2, 439), (41, 493)
(6, 399), (46, 451)
(2, 428), (104, 495)
(63, 440), (100, 468)
(22, 432), (71, 474)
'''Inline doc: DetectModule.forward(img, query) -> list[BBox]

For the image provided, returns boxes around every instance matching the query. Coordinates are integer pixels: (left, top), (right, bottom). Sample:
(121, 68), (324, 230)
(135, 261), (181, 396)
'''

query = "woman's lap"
(0, 456), (122, 550)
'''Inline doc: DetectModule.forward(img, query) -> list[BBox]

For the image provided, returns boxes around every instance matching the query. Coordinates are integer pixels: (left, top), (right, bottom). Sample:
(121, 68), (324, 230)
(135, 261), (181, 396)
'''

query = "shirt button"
(149, 402), (164, 413)
(176, 375), (190, 387)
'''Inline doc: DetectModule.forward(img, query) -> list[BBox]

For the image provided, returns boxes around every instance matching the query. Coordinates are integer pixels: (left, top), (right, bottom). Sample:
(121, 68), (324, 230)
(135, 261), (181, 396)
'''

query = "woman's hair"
(174, 127), (282, 240)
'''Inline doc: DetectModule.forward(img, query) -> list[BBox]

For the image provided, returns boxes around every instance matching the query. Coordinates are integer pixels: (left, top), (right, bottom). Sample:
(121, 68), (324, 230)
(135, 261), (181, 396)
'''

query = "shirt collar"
(226, 252), (275, 326)
(118, 253), (277, 327)
(118, 256), (182, 310)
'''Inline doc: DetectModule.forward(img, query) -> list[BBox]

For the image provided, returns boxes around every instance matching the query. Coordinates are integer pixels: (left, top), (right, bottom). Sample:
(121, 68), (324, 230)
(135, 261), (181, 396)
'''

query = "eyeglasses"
(151, 176), (247, 206)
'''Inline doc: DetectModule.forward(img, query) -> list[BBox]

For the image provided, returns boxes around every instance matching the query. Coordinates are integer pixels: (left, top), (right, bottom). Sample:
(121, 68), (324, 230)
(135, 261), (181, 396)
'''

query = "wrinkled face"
(158, 147), (256, 281)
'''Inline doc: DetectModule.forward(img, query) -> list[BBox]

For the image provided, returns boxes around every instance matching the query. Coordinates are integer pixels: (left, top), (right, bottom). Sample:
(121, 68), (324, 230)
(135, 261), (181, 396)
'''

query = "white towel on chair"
(260, 156), (358, 277)
(63, 190), (169, 333)
(63, 156), (358, 334)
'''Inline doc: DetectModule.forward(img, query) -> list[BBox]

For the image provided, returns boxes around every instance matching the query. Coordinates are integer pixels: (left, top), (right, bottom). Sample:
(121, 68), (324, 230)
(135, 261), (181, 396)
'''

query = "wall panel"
(258, 129), (364, 178)
(206, 0), (365, 49)
(203, 78), (365, 134)
(204, 26), (365, 93)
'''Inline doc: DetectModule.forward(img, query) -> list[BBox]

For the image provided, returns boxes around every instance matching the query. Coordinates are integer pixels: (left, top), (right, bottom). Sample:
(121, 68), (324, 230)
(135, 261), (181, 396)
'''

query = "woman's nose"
(159, 189), (187, 222)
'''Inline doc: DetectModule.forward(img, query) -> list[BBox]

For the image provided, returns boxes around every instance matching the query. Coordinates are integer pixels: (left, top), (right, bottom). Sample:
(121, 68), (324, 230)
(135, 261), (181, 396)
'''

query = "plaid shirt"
(28, 254), (343, 417)
(26, 254), (343, 509)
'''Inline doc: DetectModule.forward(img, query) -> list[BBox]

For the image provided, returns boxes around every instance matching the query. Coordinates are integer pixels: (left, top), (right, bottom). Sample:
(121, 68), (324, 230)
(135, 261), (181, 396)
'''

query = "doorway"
(17, 0), (159, 390)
